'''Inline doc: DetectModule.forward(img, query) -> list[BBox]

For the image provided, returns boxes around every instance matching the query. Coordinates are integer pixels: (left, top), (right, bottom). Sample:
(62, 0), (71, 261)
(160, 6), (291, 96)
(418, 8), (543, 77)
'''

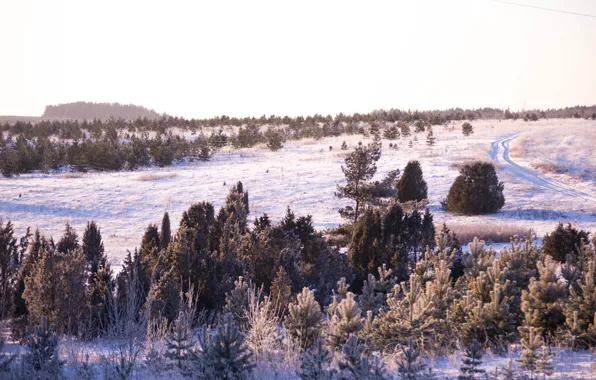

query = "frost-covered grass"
(1, 119), (595, 268)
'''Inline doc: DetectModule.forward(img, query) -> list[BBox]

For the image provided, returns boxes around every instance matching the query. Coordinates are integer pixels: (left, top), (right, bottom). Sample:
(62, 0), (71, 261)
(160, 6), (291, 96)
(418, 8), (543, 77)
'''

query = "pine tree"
(517, 327), (542, 379)
(536, 347), (554, 379)
(458, 340), (485, 380)
(165, 312), (193, 368)
(160, 212), (171, 250)
(25, 315), (64, 375)
(426, 127), (436, 147)
(542, 223), (589, 263)
(564, 260), (596, 348)
(337, 335), (388, 380)
(0, 221), (18, 320)
(270, 267), (292, 315)
(284, 288), (323, 350)
(194, 313), (256, 380)
(336, 140), (382, 223)
(397, 160), (428, 202)
(462, 122), (474, 136)
(265, 128), (285, 151)
(328, 292), (364, 348)
(521, 256), (567, 340)
(56, 221), (79, 254)
(359, 273), (384, 314)
(223, 276), (251, 327)
(372, 274), (436, 350)
(341, 141), (348, 150)
(298, 339), (336, 380)
(397, 338), (431, 380)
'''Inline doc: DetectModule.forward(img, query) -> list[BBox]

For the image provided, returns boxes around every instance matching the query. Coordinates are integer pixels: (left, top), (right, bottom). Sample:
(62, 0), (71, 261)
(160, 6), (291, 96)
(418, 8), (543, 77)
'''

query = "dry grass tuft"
(448, 223), (532, 244)
(62, 172), (83, 179)
(135, 173), (178, 181)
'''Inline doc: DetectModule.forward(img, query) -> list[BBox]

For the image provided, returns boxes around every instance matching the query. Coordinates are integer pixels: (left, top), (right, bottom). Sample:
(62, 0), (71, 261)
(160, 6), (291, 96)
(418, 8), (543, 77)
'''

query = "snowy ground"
(0, 118), (595, 267)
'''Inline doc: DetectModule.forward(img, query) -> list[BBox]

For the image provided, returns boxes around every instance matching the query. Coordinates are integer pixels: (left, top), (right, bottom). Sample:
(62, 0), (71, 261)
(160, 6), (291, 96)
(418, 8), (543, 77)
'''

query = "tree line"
(0, 175), (594, 378)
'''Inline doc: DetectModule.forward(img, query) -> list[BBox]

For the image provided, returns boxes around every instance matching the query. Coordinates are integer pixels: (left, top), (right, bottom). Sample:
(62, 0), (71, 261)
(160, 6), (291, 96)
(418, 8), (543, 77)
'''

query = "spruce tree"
(458, 340), (485, 380)
(327, 292), (364, 348)
(298, 339), (336, 380)
(336, 140), (382, 223)
(397, 160), (428, 202)
(82, 220), (106, 284)
(284, 288), (323, 350)
(348, 208), (383, 282)
(160, 211), (171, 251)
(0, 221), (18, 320)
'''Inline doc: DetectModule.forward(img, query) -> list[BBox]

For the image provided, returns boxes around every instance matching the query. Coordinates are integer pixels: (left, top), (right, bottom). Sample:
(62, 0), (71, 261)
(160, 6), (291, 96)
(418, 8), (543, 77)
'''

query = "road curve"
(490, 133), (596, 202)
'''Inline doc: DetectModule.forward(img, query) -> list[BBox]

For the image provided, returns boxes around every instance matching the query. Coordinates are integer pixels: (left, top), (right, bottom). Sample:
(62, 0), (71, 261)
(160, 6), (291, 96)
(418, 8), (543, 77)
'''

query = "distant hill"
(42, 101), (166, 120)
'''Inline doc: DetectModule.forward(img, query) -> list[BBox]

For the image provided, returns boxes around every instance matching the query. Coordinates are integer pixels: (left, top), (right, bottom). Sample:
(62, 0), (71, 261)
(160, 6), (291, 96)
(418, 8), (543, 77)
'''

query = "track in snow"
(490, 133), (596, 202)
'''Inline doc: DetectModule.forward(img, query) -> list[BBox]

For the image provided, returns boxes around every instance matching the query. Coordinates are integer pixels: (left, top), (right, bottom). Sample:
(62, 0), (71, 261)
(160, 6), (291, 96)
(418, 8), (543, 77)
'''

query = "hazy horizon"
(1, 0), (595, 119)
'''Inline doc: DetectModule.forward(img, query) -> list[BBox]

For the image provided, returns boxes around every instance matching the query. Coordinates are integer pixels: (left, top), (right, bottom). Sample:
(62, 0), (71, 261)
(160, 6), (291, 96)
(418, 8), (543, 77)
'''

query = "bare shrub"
(245, 287), (280, 360)
(135, 172), (178, 181)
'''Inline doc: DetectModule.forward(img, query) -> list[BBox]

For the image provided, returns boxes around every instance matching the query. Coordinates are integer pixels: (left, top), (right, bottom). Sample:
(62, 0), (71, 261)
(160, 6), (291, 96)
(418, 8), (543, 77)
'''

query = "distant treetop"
(42, 101), (166, 120)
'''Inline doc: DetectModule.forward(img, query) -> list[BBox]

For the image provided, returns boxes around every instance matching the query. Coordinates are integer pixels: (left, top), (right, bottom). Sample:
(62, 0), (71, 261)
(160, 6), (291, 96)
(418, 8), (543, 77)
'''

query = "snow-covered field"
(1, 118), (595, 268)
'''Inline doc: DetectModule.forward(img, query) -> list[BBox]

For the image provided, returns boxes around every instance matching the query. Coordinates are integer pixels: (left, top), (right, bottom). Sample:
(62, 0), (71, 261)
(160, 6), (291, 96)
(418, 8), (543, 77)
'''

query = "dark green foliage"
(397, 160), (428, 202)
(369, 169), (399, 199)
(542, 223), (589, 262)
(265, 128), (286, 151)
(341, 141), (348, 150)
(56, 221), (79, 254)
(421, 208), (435, 250)
(160, 212), (171, 251)
(462, 122), (474, 136)
(458, 340), (485, 380)
(336, 139), (382, 223)
(383, 124), (400, 140)
(253, 213), (271, 234)
(348, 209), (383, 282)
(0, 221), (18, 319)
(426, 127), (436, 147)
(82, 221), (106, 282)
(446, 161), (504, 215)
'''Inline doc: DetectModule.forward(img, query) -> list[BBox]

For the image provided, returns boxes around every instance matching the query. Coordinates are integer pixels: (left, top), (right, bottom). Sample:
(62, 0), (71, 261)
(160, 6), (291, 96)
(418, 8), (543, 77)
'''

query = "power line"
(489, 0), (596, 18)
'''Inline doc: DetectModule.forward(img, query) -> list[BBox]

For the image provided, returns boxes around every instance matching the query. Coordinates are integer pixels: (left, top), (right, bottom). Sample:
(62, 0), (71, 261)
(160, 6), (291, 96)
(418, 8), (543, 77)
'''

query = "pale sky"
(1, 0), (595, 118)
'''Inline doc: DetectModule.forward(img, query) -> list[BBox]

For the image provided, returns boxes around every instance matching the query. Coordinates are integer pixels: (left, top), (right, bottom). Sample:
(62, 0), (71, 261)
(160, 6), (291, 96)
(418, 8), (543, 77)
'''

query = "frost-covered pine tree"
(298, 339), (336, 380)
(285, 288), (323, 350)
(165, 312), (193, 368)
(223, 276), (251, 327)
(338, 335), (388, 380)
(359, 273), (384, 314)
(372, 274), (435, 350)
(193, 313), (255, 380)
(25, 315), (64, 376)
(328, 292), (364, 348)
(517, 326), (542, 379)
(458, 340), (485, 380)
(564, 260), (596, 348)
(521, 257), (567, 340)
